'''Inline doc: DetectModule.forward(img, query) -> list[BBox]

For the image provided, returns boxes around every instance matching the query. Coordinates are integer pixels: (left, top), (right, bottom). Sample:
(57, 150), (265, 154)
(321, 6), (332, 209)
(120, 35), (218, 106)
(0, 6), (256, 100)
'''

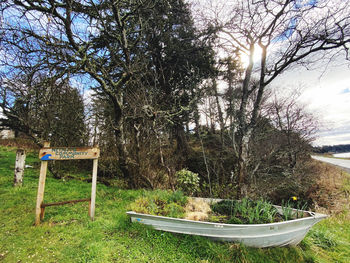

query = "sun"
(240, 45), (263, 68)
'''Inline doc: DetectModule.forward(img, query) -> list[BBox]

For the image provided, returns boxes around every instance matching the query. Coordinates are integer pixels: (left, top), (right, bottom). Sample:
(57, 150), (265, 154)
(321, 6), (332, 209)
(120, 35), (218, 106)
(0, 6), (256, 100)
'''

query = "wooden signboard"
(39, 147), (100, 160)
(35, 142), (100, 225)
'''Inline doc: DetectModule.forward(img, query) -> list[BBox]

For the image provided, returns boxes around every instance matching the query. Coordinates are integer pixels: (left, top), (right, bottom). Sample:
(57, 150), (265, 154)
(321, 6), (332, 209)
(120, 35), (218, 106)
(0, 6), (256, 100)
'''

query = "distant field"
(1, 147), (349, 263)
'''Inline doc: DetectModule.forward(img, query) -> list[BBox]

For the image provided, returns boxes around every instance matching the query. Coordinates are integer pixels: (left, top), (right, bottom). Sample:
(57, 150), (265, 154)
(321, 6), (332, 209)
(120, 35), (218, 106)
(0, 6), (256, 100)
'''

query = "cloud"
(274, 57), (350, 146)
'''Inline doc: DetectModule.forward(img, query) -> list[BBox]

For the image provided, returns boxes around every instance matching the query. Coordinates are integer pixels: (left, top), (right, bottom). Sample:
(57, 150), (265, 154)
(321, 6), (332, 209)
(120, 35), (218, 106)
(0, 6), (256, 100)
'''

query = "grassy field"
(0, 146), (349, 263)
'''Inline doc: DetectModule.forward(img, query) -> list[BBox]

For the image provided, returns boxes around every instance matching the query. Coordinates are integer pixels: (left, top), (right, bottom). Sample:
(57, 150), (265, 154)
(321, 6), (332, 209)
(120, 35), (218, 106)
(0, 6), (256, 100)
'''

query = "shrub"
(175, 169), (200, 196)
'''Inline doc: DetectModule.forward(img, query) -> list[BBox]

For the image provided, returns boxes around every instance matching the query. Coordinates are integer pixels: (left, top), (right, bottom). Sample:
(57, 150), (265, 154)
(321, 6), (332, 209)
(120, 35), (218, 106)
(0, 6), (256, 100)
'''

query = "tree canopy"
(1, 0), (349, 197)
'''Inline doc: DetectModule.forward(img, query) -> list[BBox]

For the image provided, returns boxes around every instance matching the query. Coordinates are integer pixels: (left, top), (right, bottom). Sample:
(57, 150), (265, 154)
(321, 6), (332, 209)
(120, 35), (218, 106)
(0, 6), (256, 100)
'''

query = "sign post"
(90, 158), (98, 220)
(35, 143), (100, 225)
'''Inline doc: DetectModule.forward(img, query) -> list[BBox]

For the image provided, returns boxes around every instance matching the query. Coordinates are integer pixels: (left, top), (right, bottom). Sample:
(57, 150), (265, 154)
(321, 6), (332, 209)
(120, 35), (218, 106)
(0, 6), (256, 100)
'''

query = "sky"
(274, 60), (350, 146)
(226, 37), (350, 147)
(191, 0), (350, 147)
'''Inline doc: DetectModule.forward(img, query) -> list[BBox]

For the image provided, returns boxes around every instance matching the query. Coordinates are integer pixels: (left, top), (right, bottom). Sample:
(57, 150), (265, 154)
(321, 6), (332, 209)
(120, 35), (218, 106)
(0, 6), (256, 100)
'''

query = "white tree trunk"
(14, 149), (26, 187)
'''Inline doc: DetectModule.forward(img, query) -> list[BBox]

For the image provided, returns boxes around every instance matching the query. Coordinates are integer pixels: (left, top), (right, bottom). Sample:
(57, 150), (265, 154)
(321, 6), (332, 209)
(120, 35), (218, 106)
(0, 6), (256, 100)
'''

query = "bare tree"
(196, 0), (350, 197)
(0, 73), (87, 147)
(264, 89), (318, 169)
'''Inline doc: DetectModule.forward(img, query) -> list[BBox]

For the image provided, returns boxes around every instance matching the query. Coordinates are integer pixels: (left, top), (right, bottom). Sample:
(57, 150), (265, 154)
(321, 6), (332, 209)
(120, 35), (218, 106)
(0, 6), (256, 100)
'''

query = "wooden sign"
(39, 147), (100, 160)
(35, 142), (99, 225)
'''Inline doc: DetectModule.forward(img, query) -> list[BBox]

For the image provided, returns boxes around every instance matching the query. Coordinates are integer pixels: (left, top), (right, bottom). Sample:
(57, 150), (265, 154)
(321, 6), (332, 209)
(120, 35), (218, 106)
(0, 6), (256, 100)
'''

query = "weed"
(309, 229), (338, 249)
(342, 176), (350, 197)
(129, 197), (150, 214)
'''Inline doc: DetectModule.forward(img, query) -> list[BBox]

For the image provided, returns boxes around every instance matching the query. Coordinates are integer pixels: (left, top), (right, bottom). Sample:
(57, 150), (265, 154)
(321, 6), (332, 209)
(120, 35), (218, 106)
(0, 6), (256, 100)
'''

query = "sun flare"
(240, 45), (263, 68)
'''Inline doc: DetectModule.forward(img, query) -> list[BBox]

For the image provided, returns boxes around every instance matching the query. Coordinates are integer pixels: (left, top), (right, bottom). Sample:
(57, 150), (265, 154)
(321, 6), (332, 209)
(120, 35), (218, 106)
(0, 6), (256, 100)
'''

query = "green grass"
(0, 146), (349, 262)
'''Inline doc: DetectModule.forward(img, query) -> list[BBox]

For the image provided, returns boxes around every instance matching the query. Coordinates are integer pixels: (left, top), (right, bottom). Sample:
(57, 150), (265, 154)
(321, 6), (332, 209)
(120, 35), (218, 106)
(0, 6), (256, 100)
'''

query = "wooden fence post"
(90, 158), (98, 220)
(35, 142), (50, 225)
(14, 149), (26, 187)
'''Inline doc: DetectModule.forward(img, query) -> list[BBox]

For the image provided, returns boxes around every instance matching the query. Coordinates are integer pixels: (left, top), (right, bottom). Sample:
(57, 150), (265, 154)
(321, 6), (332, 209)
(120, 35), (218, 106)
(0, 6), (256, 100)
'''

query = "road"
(311, 155), (350, 173)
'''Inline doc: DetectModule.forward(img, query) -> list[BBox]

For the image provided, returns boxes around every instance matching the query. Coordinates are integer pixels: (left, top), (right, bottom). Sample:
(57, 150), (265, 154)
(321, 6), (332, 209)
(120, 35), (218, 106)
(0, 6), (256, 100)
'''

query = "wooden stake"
(14, 149), (26, 187)
(90, 158), (98, 220)
(35, 142), (50, 225)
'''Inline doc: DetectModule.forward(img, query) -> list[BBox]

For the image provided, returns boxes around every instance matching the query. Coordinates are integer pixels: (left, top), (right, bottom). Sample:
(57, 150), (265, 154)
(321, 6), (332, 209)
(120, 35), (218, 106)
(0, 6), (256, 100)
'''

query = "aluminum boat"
(127, 198), (327, 248)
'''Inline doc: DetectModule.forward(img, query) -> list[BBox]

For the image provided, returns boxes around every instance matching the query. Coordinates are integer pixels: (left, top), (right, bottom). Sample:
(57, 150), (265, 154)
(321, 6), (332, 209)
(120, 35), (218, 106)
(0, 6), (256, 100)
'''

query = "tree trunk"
(14, 149), (26, 187)
(193, 104), (200, 138)
(111, 94), (131, 184)
(185, 118), (190, 134)
(200, 136), (212, 196)
(209, 97), (216, 134)
(132, 123), (143, 188)
(92, 113), (98, 146)
(174, 122), (189, 162)
(236, 130), (252, 199)
(213, 80), (225, 145)
(115, 122), (129, 178)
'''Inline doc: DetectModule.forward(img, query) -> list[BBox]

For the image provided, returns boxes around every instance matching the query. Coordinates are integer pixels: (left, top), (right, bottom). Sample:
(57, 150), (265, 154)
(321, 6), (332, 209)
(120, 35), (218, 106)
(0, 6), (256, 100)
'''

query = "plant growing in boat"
(128, 190), (187, 218)
(281, 199), (308, 221)
(127, 194), (327, 248)
(211, 199), (280, 224)
(129, 191), (310, 224)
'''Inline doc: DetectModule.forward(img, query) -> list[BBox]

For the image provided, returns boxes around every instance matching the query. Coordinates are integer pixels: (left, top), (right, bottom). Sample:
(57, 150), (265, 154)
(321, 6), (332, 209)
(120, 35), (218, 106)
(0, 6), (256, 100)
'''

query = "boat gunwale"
(126, 209), (327, 228)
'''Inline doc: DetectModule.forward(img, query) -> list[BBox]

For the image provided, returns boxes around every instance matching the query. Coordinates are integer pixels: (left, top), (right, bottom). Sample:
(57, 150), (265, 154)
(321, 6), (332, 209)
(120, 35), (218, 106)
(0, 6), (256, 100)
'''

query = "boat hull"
(126, 199), (327, 248)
